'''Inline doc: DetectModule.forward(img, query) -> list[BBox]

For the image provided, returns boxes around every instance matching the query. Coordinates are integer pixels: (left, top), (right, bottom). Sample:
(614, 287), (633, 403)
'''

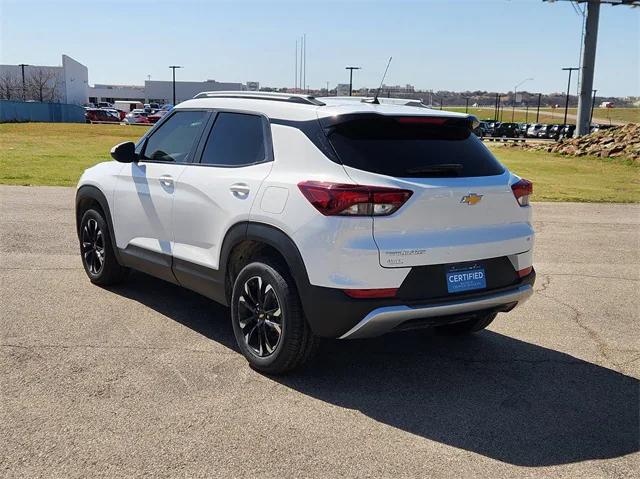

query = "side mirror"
(110, 141), (137, 163)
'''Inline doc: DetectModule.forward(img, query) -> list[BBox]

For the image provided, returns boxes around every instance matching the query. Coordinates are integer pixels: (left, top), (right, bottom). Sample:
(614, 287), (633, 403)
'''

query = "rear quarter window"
(325, 115), (505, 178)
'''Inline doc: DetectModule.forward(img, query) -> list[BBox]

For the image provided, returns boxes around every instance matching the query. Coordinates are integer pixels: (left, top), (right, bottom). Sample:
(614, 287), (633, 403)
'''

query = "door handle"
(159, 175), (174, 187)
(230, 183), (250, 198)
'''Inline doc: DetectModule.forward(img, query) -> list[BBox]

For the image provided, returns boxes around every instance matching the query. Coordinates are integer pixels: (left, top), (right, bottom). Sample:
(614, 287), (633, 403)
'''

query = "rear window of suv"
(323, 114), (504, 178)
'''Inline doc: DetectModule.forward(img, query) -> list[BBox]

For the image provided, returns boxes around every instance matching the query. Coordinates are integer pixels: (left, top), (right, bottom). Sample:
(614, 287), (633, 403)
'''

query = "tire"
(435, 312), (497, 335)
(79, 208), (128, 285)
(231, 259), (319, 374)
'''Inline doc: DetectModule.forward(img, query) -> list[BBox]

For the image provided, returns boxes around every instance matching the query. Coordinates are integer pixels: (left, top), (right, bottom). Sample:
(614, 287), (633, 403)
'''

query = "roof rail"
(193, 91), (325, 106)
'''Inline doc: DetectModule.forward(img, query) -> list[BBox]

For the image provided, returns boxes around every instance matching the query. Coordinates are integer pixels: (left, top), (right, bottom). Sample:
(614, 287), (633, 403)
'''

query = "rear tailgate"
(325, 112), (533, 268)
(347, 170), (533, 268)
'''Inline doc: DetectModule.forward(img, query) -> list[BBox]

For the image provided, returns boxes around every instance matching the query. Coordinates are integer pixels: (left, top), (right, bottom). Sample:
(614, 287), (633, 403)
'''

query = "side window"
(200, 112), (268, 167)
(142, 110), (208, 163)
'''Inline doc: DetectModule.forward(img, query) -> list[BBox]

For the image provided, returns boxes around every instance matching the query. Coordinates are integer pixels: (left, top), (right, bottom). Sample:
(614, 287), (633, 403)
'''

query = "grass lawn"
(488, 145), (639, 203)
(1, 122), (638, 202)
(0, 123), (149, 186)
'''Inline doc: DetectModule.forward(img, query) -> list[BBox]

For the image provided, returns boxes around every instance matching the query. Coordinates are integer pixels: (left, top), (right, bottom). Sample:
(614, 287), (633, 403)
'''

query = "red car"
(85, 108), (120, 123)
(147, 109), (168, 124)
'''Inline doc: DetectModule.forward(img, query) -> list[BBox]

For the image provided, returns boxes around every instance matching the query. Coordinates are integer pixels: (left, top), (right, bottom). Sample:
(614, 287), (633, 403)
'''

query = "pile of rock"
(512, 123), (639, 161)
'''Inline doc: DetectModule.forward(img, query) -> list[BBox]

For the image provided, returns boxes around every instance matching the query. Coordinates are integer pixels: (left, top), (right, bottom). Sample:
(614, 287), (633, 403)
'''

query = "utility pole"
(168, 65), (182, 105)
(326, 81), (330, 96)
(561, 67), (579, 125)
(576, 0), (600, 136)
(494, 93), (499, 122)
(345, 66), (360, 96)
(525, 103), (529, 123)
(18, 63), (28, 101)
(295, 40), (298, 93)
(512, 77), (533, 123)
(536, 93), (542, 123)
(465, 97), (469, 113)
(590, 89), (597, 125)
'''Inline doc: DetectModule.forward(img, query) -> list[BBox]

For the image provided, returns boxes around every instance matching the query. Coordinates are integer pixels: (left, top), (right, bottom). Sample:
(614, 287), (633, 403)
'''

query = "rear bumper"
(299, 269), (536, 338)
(338, 284), (533, 339)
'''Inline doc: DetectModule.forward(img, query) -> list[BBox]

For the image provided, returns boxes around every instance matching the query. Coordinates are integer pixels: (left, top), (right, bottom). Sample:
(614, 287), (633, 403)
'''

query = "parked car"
(559, 124), (576, 139)
(97, 102), (113, 109)
(526, 123), (543, 137)
(536, 124), (554, 139)
(75, 92), (535, 373)
(149, 103), (161, 110)
(147, 109), (169, 124)
(161, 104), (174, 111)
(494, 122), (521, 137)
(476, 121), (494, 137)
(102, 108), (126, 121)
(85, 108), (120, 123)
(548, 124), (565, 140)
(123, 109), (150, 124)
(518, 123), (529, 137)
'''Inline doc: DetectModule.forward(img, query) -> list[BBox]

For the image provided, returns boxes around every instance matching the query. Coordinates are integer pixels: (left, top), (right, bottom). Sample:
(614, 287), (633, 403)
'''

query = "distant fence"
(0, 100), (85, 123)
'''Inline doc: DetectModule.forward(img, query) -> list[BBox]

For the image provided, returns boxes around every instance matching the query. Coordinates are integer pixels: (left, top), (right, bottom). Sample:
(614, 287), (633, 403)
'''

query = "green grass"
(0, 123), (149, 186)
(1, 122), (638, 202)
(488, 145), (640, 203)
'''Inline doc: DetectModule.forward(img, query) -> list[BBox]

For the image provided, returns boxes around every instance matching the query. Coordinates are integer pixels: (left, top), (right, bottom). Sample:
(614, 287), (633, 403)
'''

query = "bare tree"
(26, 68), (61, 102)
(0, 70), (19, 100)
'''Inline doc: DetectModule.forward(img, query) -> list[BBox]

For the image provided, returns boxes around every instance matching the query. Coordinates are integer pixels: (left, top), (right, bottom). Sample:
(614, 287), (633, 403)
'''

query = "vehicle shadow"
(107, 272), (639, 467)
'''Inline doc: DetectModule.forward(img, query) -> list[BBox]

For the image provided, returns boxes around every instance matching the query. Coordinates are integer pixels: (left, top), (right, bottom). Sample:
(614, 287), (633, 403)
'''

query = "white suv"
(76, 92), (535, 373)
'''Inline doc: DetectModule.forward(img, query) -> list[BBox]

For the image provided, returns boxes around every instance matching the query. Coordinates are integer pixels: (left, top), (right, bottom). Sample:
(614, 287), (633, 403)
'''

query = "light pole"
(536, 93), (542, 123)
(465, 97), (469, 113)
(18, 63), (28, 100)
(562, 67), (579, 125)
(168, 65), (182, 105)
(345, 66), (360, 96)
(590, 89), (597, 126)
(511, 77), (533, 122)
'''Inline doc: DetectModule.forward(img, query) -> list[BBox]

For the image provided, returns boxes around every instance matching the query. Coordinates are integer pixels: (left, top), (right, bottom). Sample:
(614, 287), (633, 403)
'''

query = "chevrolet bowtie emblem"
(460, 193), (483, 205)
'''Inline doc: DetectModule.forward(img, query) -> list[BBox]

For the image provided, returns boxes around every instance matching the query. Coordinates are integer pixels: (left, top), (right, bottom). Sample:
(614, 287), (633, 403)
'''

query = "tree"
(26, 68), (61, 102)
(0, 70), (19, 100)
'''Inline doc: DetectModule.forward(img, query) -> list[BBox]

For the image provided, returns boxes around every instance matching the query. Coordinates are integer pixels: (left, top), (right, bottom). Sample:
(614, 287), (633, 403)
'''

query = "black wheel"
(435, 312), (497, 335)
(79, 208), (128, 285)
(231, 259), (318, 374)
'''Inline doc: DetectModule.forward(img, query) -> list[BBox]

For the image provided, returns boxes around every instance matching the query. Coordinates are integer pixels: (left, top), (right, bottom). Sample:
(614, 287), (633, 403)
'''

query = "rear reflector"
(517, 266), (533, 278)
(298, 181), (412, 216)
(343, 288), (398, 299)
(511, 179), (533, 206)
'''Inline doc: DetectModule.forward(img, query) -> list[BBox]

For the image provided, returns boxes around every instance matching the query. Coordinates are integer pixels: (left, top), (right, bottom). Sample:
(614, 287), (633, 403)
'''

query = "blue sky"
(1, 0), (638, 96)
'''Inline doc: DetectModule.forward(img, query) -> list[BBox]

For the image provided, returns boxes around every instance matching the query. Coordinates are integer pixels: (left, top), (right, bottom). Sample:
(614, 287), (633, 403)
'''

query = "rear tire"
(435, 312), (497, 335)
(79, 208), (128, 285)
(231, 259), (319, 374)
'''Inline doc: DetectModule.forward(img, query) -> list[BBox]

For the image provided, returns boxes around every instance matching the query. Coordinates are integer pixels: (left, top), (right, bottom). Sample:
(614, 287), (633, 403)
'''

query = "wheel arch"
(220, 221), (311, 306)
(75, 185), (122, 263)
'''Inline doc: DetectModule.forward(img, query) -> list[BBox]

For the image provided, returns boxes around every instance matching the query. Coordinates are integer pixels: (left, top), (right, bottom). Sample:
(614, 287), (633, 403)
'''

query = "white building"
(0, 54), (88, 104)
(88, 78), (245, 105)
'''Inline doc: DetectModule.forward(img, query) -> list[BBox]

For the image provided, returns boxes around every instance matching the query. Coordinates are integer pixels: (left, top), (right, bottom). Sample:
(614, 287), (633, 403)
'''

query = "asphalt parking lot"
(1, 184), (638, 478)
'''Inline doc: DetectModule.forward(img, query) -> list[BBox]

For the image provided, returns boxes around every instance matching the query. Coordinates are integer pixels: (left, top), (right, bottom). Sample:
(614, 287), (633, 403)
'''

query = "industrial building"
(0, 54), (88, 105)
(1, 53), (256, 106)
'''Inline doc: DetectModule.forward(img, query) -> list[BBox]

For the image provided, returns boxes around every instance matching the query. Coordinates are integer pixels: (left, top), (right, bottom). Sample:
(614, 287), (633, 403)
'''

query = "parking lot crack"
(537, 292), (621, 370)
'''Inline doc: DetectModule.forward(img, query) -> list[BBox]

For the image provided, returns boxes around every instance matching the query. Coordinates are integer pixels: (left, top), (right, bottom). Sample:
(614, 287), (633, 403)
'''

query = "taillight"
(511, 179), (533, 207)
(298, 181), (412, 216)
(517, 266), (533, 278)
(343, 288), (398, 299)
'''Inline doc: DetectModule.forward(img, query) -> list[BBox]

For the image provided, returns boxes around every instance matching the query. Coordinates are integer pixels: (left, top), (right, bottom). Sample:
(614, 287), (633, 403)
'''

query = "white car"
(75, 92), (535, 373)
(123, 109), (149, 124)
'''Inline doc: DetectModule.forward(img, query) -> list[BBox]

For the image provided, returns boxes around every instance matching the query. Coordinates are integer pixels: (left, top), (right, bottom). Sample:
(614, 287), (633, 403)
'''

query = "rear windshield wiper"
(405, 163), (463, 176)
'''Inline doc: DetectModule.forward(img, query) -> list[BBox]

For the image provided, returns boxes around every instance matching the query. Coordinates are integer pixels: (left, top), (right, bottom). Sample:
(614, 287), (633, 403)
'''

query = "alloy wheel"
(237, 275), (283, 357)
(81, 218), (105, 275)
